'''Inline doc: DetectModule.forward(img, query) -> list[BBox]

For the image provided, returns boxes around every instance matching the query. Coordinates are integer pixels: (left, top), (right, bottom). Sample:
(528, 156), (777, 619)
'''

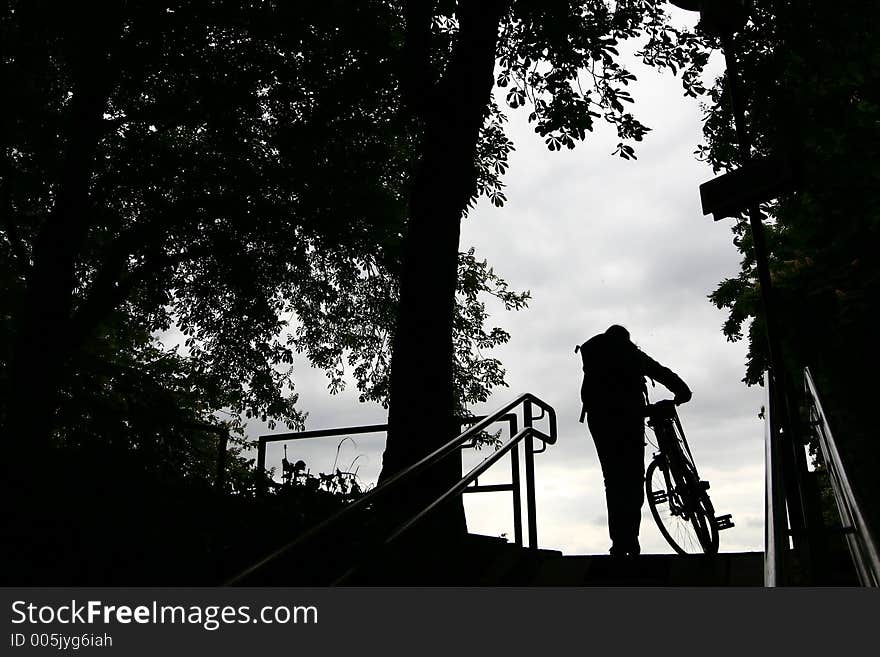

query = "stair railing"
(255, 414), (527, 543)
(764, 373), (787, 586)
(226, 393), (557, 585)
(803, 368), (880, 586)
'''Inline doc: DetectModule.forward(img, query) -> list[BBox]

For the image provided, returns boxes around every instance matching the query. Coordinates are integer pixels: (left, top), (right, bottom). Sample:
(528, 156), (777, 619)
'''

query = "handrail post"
(509, 414), (523, 548)
(256, 437), (267, 494)
(523, 397), (538, 549)
(764, 373), (786, 586)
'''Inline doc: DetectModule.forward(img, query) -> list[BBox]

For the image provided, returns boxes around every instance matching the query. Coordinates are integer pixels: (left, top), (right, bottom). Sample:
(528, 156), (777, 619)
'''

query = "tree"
(702, 1), (880, 528)
(380, 0), (708, 533)
(0, 1), (526, 491)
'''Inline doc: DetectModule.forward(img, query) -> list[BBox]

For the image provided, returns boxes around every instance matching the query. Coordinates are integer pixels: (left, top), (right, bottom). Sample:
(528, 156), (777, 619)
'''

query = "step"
(238, 525), (765, 586)
(526, 552), (764, 586)
(342, 533), (536, 585)
(476, 542), (564, 585)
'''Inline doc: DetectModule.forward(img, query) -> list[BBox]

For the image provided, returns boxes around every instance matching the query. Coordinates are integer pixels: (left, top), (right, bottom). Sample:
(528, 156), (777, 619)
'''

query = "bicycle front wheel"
(645, 458), (719, 555)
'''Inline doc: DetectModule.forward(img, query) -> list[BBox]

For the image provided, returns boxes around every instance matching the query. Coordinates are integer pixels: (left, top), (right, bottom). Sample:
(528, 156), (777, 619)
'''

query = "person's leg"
(619, 415), (646, 554)
(588, 413), (628, 554)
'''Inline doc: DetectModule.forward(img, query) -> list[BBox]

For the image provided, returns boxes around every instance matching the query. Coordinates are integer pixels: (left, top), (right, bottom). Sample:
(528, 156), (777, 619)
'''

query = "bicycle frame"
(648, 404), (696, 473)
(649, 414), (695, 520)
(645, 401), (732, 553)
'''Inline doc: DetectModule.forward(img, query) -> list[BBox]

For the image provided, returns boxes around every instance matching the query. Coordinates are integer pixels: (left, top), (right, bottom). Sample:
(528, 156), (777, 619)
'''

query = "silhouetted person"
(577, 325), (691, 556)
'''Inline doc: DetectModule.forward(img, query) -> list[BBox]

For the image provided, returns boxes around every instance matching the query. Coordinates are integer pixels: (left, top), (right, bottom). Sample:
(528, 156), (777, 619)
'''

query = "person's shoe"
(610, 541), (640, 557)
(609, 544), (627, 557)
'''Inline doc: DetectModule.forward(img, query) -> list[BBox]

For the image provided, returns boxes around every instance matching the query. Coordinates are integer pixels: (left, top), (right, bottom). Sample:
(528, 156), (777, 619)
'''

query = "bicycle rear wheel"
(645, 457), (719, 554)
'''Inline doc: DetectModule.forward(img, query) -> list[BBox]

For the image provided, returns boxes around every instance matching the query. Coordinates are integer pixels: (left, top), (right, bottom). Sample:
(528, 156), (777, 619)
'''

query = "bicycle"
(644, 400), (734, 554)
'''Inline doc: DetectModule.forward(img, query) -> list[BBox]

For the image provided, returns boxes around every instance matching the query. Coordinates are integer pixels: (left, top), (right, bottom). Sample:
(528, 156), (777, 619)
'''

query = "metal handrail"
(386, 426), (546, 544)
(764, 373), (786, 586)
(331, 425), (549, 585)
(256, 412), (524, 544)
(804, 368), (880, 586)
(256, 423), (391, 479)
(225, 392), (557, 585)
(256, 415), (517, 482)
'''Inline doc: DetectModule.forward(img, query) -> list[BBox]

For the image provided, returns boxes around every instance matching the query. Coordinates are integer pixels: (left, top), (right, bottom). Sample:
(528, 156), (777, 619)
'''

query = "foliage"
(397, 2), (712, 214)
(0, 0), (529, 479)
(55, 314), (247, 482)
(280, 454), (368, 500)
(699, 1), (880, 529)
(453, 248), (530, 408)
(497, 1), (710, 159)
(701, 0), (880, 385)
(290, 246), (530, 411)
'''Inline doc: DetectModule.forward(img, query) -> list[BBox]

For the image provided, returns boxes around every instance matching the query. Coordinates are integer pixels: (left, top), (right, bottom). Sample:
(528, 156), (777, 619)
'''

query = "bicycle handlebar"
(644, 399), (677, 418)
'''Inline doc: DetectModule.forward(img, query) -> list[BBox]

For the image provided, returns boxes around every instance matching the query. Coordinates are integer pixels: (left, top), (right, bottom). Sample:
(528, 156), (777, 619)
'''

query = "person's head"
(605, 324), (631, 343)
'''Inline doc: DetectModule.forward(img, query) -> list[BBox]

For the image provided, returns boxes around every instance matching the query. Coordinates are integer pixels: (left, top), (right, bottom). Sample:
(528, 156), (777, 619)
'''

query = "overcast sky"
(251, 16), (766, 556)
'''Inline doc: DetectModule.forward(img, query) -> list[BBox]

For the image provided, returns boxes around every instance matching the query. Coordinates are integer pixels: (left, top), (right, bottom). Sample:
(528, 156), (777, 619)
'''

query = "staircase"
(342, 534), (763, 586)
(230, 393), (769, 587)
(231, 386), (877, 587)
(525, 551), (762, 586)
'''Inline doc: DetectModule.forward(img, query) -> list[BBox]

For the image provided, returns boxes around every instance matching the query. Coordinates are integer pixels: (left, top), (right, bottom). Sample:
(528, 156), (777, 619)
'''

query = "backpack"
(576, 334), (649, 422)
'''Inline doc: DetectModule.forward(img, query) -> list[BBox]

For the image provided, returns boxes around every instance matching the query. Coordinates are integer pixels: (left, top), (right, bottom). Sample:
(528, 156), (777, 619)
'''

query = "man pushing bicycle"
(576, 325), (692, 556)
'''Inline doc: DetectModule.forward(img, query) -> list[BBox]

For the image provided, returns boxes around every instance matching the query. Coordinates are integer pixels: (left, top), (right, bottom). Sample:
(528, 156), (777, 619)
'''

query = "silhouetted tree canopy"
(0, 0), (527, 480)
(701, 1), (879, 527)
(702, 0), (878, 383)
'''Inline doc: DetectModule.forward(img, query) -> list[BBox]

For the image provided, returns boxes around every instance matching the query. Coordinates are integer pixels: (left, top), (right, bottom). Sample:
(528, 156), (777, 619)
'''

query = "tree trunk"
(379, 1), (508, 539)
(3, 9), (119, 467)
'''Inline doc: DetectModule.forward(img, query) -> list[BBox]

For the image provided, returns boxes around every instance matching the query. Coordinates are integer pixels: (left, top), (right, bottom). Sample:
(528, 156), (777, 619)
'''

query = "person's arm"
(640, 350), (692, 404)
(576, 336), (601, 421)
